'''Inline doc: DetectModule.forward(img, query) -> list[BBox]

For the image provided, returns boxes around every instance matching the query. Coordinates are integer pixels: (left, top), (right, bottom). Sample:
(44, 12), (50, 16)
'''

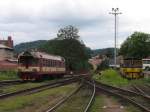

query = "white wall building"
(0, 44), (14, 60)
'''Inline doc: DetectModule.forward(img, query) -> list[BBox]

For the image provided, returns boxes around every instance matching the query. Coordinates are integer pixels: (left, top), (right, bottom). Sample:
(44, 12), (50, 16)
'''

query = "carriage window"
(56, 61), (58, 67)
(49, 60), (52, 67)
(46, 59), (48, 66)
(54, 60), (56, 66)
(143, 60), (150, 64)
(52, 60), (54, 67)
(58, 61), (61, 67)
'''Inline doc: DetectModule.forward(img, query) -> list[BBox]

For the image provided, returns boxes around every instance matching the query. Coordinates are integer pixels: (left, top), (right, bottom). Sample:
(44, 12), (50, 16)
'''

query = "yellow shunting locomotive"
(120, 58), (143, 79)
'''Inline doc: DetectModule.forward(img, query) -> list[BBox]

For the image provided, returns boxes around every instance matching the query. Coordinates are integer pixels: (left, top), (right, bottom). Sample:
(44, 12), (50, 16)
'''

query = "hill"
(92, 48), (114, 58)
(14, 40), (114, 58)
(14, 40), (47, 53)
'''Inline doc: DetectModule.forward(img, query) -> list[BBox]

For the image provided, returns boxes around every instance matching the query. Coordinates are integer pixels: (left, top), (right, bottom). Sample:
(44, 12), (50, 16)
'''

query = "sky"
(0, 0), (149, 49)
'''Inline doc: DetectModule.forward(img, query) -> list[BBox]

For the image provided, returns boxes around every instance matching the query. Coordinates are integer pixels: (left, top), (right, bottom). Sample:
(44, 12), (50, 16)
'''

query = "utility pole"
(109, 8), (122, 67)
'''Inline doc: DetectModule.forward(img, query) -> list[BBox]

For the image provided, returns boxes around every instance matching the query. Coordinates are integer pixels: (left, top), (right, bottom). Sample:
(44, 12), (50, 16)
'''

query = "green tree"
(96, 58), (109, 71)
(40, 39), (90, 71)
(119, 32), (150, 58)
(40, 26), (91, 71)
(57, 25), (79, 40)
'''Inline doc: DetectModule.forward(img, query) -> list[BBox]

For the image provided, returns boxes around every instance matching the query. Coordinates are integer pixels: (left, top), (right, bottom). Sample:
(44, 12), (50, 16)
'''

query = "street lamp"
(109, 8), (122, 67)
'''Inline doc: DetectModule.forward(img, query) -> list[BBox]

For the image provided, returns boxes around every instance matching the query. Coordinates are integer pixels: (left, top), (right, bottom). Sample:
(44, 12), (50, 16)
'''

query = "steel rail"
(0, 80), (24, 87)
(45, 84), (82, 112)
(95, 81), (150, 100)
(0, 77), (78, 99)
(132, 85), (149, 96)
(84, 80), (95, 112)
(86, 80), (150, 112)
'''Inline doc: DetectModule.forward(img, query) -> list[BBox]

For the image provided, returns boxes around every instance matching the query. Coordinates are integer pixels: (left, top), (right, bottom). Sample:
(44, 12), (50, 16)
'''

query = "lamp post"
(109, 8), (122, 67)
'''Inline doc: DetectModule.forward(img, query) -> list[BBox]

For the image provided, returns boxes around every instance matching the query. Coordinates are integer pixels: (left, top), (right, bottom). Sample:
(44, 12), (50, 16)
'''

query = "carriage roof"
(18, 51), (65, 61)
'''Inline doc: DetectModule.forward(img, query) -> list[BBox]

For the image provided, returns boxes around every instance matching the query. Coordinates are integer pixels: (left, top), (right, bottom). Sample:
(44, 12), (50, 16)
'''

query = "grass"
(93, 69), (150, 87)
(0, 71), (19, 81)
(0, 83), (78, 112)
(93, 69), (129, 87)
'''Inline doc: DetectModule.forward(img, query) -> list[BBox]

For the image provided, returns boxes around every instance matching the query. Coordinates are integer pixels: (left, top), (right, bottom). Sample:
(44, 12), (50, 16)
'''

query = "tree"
(40, 26), (91, 71)
(40, 39), (90, 71)
(57, 25), (79, 40)
(119, 32), (150, 58)
(96, 58), (109, 71)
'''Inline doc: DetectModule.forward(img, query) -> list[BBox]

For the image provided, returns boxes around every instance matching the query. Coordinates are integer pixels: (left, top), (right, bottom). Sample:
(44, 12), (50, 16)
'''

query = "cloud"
(0, 0), (149, 49)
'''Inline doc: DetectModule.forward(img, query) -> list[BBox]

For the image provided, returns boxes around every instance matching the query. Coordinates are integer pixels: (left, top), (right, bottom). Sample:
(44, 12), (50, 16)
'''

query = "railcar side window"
(50, 60), (52, 67)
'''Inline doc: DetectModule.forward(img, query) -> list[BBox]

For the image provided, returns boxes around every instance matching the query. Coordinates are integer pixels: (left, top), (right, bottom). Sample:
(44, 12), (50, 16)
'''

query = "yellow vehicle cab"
(120, 58), (143, 79)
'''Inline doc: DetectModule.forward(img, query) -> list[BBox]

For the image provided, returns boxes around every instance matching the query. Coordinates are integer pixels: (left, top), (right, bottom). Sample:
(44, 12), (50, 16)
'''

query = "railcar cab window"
(19, 57), (38, 68)
(123, 59), (142, 68)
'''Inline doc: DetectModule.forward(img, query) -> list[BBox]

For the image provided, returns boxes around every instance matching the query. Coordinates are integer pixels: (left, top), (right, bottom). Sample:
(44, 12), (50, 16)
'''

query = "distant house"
(88, 55), (104, 70)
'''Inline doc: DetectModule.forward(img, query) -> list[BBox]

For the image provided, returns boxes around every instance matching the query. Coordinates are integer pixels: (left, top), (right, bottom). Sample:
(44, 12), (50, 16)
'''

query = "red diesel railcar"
(18, 51), (66, 80)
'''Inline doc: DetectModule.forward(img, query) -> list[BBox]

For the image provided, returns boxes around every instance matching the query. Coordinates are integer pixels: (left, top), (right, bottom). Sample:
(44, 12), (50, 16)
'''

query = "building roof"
(0, 44), (13, 50)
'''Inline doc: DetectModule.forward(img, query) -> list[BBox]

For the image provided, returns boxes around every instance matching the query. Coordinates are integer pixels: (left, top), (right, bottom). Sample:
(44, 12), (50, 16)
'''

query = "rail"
(45, 84), (82, 112)
(86, 80), (150, 112)
(84, 80), (95, 112)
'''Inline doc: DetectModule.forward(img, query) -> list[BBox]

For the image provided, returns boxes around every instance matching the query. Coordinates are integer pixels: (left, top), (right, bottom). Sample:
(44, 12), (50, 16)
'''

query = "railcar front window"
(19, 57), (38, 68)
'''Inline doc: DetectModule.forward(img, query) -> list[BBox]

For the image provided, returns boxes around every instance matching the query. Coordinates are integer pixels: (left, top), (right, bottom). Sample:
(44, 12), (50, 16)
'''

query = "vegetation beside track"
(93, 69), (129, 87)
(0, 83), (79, 112)
(93, 69), (150, 87)
(0, 71), (19, 81)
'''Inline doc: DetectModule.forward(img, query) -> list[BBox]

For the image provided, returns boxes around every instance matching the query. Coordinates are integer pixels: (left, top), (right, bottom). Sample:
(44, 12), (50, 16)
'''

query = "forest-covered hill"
(14, 40), (114, 57)
(14, 40), (47, 53)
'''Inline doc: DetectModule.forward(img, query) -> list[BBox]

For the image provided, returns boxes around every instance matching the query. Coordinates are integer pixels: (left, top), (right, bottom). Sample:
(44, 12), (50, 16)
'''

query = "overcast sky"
(0, 0), (149, 49)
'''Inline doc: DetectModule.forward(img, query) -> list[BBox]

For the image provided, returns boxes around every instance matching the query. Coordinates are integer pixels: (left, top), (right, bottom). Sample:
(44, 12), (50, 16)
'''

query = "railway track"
(83, 80), (95, 112)
(132, 85), (150, 97)
(0, 80), (24, 87)
(45, 84), (82, 112)
(0, 77), (80, 99)
(0, 74), (87, 89)
(45, 80), (95, 112)
(86, 80), (150, 112)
